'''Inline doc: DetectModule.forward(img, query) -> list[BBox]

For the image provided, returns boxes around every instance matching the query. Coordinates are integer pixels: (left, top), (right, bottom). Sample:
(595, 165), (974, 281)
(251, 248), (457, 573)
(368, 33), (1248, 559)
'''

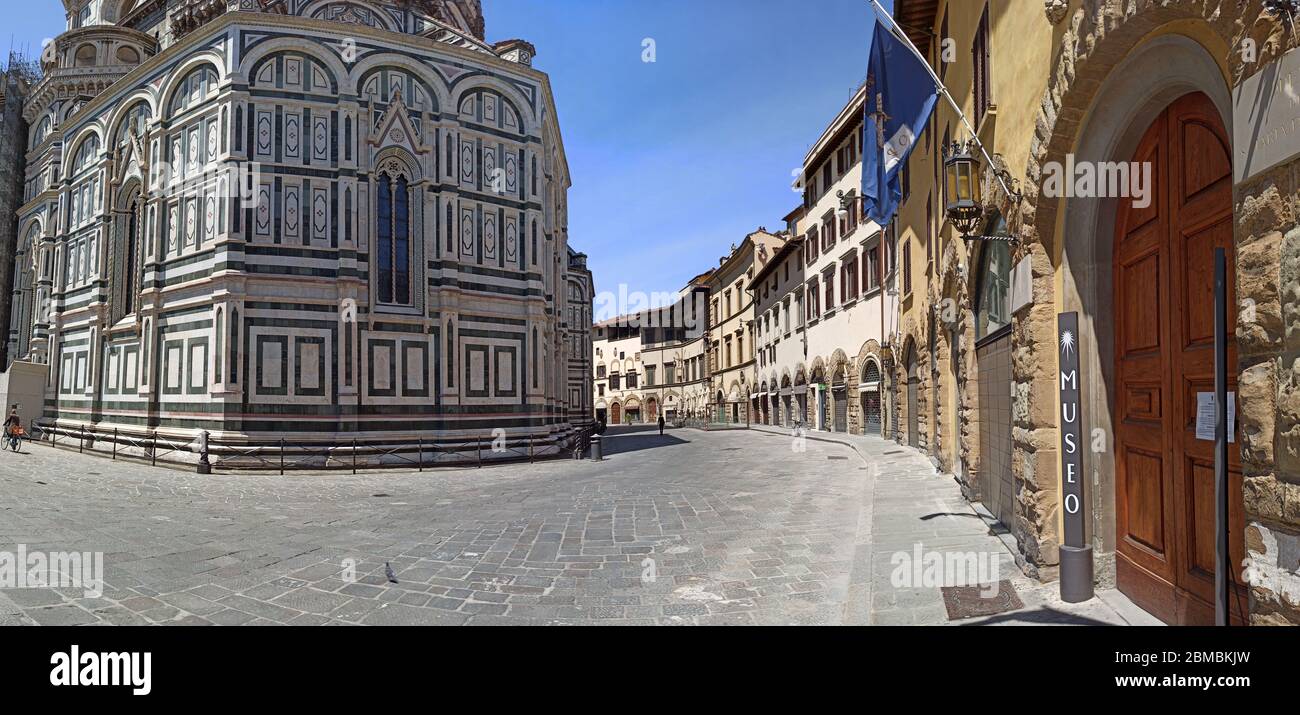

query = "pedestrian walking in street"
(657, 414), (665, 436)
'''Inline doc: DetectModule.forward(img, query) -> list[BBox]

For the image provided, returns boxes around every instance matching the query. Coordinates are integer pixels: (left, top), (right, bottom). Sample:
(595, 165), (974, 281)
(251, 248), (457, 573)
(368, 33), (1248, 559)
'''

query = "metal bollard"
(197, 430), (212, 474)
(151, 431), (158, 466)
(589, 434), (602, 461)
(79, 426), (85, 453)
(280, 438), (285, 475)
(352, 437), (357, 474)
(112, 428), (117, 460)
(418, 438), (423, 472)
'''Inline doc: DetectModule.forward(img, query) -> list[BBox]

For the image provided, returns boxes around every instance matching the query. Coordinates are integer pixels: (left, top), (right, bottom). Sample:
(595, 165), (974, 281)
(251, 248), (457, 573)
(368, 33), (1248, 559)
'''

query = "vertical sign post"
(1213, 247), (1230, 626)
(1057, 312), (1094, 603)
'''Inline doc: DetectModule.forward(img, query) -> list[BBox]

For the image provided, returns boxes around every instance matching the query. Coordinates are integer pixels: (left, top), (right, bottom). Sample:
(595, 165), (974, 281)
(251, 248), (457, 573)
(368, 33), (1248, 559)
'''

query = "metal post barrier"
(418, 438), (423, 472)
(197, 430), (212, 474)
(112, 428), (117, 460)
(1213, 247), (1231, 626)
(79, 426), (85, 453)
(352, 438), (357, 474)
(529, 440), (534, 463)
(151, 431), (158, 466)
(477, 438), (483, 468)
(280, 438), (285, 475)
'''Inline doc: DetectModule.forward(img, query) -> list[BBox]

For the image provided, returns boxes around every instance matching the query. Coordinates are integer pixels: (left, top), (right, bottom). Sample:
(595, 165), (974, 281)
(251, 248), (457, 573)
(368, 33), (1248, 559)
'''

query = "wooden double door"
(1112, 92), (1247, 625)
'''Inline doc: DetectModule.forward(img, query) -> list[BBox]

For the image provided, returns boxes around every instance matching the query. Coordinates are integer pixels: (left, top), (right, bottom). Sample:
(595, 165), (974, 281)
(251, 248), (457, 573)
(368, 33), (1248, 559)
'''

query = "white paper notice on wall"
(1194, 392), (1235, 443)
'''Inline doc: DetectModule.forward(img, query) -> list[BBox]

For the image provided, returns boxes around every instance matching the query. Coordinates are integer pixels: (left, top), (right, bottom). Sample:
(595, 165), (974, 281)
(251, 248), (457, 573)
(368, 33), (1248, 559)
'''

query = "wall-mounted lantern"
(942, 137), (1021, 245)
(943, 139), (983, 236)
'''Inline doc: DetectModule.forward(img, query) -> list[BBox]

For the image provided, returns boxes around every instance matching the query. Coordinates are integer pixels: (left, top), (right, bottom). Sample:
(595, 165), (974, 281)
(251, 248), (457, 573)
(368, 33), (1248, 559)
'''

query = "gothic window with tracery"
(374, 157), (413, 305)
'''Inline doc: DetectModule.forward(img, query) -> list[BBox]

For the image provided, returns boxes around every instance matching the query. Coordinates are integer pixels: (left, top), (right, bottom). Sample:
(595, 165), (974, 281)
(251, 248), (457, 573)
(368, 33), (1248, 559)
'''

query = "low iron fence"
(23, 420), (593, 474)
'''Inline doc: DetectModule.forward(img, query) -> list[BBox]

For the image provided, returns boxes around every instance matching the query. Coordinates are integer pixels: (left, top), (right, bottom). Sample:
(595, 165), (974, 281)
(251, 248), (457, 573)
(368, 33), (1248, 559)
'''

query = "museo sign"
(1057, 312), (1085, 549)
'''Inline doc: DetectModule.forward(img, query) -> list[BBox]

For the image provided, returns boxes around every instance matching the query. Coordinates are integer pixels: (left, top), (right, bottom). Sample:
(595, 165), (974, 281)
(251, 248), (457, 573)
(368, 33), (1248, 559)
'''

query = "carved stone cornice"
(170, 0), (230, 39)
(23, 67), (128, 123)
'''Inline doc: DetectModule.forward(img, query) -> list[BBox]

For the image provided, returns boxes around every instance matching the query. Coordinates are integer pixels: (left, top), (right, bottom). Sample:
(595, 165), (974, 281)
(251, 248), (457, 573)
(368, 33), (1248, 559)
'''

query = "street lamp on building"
(943, 138), (1021, 244)
(835, 191), (859, 222)
(943, 139), (983, 236)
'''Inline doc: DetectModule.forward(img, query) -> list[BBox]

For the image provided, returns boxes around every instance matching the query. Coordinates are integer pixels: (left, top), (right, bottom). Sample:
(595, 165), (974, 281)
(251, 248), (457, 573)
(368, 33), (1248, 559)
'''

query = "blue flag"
(861, 10), (940, 225)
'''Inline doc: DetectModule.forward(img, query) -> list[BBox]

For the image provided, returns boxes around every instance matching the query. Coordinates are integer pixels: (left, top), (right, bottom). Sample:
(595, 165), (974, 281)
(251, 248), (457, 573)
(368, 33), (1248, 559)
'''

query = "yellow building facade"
(891, 0), (1299, 625)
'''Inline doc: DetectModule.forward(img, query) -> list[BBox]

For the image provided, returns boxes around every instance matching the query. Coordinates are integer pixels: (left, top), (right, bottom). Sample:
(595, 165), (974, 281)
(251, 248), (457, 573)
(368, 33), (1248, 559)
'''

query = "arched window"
(70, 134), (101, 177)
(229, 307), (240, 383)
(374, 161), (412, 305)
(168, 64), (219, 117)
(113, 187), (144, 322)
(115, 46), (140, 65)
(974, 213), (1012, 340)
(114, 102), (151, 149)
(74, 44), (96, 67)
(31, 115), (51, 148)
(214, 307), (224, 384)
(862, 359), (881, 385)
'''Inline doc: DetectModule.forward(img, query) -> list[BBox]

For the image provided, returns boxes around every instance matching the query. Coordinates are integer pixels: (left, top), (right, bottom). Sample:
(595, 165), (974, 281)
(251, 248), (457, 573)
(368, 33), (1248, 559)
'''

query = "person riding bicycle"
(3, 407), (21, 451)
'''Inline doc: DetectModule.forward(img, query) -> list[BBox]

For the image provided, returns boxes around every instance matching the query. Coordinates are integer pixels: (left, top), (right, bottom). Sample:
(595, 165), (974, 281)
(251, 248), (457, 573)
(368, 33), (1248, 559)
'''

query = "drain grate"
(371, 493), (391, 498)
(827, 456), (849, 460)
(940, 580), (1023, 621)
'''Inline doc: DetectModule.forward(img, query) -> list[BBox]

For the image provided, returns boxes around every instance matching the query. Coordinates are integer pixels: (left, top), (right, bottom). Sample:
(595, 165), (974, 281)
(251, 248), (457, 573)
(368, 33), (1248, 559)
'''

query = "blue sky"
(488, 0), (884, 297)
(8, 0), (887, 297)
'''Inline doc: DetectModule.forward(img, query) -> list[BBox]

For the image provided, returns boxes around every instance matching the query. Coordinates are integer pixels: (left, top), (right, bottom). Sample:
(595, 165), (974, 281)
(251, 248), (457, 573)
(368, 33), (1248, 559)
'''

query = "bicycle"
(6, 426), (23, 452)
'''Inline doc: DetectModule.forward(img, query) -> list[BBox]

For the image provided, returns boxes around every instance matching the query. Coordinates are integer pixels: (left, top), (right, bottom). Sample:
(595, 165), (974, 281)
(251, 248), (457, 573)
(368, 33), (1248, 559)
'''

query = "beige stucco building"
(592, 275), (710, 425)
(706, 230), (784, 424)
(755, 85), (899, 437)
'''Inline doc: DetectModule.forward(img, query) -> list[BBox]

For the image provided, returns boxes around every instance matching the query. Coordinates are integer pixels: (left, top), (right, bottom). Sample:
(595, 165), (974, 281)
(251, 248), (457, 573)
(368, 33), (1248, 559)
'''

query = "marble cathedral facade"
(6, 0), (590, 465)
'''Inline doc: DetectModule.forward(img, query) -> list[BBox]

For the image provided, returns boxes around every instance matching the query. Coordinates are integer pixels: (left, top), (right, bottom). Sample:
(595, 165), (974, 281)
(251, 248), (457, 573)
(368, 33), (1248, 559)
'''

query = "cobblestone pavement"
(0, 425), (1155, 626)
(0, 426), (876, 626)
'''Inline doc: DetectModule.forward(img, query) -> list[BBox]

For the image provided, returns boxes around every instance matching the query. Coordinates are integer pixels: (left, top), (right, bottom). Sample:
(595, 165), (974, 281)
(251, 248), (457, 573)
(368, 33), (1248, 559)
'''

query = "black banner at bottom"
(0, 625), (1289, 702)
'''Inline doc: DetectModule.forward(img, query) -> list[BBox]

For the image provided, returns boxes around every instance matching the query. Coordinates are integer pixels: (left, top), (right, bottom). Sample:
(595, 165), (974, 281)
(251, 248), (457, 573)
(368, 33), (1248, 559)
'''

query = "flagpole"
(868, 0), (1018, 202)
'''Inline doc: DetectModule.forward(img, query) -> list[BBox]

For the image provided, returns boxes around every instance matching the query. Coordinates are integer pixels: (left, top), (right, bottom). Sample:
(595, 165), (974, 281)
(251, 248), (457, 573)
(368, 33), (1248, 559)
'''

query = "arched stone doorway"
(610, 401), (621, 425)
(1109, 91), (1243, 624)
(810, 365), (827, 431)
(781, 374), (793, 426)
(794, 369), (808, 427)
(861, 359), (882, 437)
(904, 341), (919, 448)
(1030, 28), (1246, 625)
(831, 365), (847, 433)
(623, 397), (641, 424)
